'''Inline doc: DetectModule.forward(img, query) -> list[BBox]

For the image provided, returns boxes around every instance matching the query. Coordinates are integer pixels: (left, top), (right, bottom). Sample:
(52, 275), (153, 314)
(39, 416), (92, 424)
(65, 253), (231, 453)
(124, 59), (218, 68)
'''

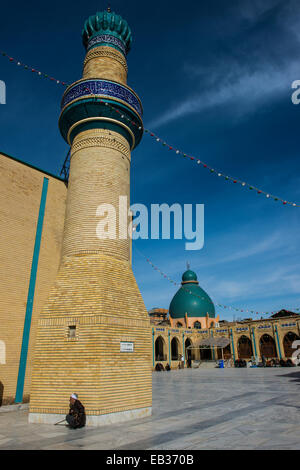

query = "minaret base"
(29, 254), (152, 423)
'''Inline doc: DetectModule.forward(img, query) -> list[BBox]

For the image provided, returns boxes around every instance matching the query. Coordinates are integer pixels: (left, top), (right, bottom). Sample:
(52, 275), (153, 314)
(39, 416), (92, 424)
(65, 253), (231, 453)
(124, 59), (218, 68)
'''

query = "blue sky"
(1, 0), (300, 319)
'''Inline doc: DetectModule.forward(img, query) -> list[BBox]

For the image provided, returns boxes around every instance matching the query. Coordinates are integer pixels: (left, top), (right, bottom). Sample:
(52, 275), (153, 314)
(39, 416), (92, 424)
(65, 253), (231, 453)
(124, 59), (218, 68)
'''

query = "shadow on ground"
(276, 370), (300, 383)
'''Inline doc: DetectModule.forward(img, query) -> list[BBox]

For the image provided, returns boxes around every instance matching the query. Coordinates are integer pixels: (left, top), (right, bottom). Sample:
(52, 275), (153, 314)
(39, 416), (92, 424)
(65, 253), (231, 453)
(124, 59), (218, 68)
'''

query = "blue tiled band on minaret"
(61, 79), (143, 117)
(15, 177), (49, 403)
(58, 79), (143, 149)
(87, 35), (127, 55)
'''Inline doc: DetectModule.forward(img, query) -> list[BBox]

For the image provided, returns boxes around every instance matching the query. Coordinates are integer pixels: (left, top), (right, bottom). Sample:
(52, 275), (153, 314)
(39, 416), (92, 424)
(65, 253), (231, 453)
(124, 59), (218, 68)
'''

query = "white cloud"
(207, 263), (300, 303)
(147, 59), (299, 129)
(147, 1), (300, 130)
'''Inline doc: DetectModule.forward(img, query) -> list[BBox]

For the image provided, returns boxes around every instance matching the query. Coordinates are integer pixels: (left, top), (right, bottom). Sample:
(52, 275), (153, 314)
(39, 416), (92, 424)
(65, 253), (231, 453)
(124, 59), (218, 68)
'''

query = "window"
(68, 325), (76, 339)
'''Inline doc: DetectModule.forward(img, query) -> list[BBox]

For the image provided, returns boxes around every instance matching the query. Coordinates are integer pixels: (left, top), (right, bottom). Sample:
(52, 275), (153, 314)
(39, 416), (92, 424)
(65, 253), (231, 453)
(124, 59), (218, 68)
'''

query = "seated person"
(66, 393), (86, 429)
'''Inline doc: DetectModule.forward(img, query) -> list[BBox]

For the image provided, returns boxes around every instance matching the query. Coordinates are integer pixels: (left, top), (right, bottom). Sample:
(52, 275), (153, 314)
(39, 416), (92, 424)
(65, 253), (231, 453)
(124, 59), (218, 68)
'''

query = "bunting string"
(1, 50), (299, 207)
(142, 130), (299, 208)
(0, 51), (68, 86)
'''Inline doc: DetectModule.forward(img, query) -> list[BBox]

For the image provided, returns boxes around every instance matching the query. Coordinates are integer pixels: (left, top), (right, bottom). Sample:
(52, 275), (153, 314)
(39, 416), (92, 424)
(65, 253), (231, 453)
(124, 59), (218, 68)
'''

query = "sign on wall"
(120, 342), (134, 352)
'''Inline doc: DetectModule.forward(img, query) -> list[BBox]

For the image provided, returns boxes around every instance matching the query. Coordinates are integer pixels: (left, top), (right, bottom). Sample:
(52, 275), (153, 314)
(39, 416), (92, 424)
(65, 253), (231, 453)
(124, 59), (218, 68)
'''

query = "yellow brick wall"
(83, 46), (128, 84)
(0, 154), (67, 404)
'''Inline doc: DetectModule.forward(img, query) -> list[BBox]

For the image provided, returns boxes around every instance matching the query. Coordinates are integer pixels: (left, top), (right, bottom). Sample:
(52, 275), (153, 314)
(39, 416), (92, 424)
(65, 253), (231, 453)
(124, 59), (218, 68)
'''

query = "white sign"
(0, 80), (5, 104)
(120, 342), (134, 352)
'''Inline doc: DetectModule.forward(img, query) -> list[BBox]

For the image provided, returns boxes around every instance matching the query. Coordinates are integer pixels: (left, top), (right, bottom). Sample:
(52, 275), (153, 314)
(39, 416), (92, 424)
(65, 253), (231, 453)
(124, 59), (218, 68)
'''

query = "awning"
(186, 337), (231, 349)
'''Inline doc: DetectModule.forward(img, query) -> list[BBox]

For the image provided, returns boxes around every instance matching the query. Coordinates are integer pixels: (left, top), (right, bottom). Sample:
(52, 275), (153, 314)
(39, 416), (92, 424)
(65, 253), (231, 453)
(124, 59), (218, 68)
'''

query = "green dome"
(82, 10), (132, 54)
(182, 270), (197, 283)
(169, 270), (215, 319)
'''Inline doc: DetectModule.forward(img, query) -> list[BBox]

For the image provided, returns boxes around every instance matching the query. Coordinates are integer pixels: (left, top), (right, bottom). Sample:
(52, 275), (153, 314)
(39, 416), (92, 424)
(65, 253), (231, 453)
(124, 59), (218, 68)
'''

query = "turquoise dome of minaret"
(82, 9), (132, 55)
(169, 269), (215, 319)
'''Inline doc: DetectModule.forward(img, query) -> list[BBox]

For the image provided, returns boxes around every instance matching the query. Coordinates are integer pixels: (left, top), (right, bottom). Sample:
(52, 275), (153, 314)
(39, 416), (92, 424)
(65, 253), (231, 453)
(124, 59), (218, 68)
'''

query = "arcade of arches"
(151, 318), (300, 369)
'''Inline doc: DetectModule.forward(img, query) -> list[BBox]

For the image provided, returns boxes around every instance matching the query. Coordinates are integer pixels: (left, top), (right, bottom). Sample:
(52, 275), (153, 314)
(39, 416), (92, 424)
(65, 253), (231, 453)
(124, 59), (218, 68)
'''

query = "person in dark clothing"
(66, 393), (86, 429)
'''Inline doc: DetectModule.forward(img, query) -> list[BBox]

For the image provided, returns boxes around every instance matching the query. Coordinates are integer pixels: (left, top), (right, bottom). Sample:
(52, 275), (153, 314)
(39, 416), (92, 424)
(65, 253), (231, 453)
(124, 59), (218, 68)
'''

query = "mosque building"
(150, 269), (300, 370)
(0, 9), (300, 414)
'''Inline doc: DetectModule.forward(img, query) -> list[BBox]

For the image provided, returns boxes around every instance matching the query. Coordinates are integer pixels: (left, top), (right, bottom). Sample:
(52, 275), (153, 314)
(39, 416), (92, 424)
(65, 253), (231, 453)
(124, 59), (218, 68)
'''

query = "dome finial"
(82, 8), (133, 54)
(186, 261), (190, 270)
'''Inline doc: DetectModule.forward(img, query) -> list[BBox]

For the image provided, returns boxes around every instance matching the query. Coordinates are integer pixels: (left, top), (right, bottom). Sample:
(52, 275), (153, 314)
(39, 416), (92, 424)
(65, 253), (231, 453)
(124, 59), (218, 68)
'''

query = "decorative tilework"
(236, 327), (249, 332)
(61, 80), (142, 117)
(258, 325), (271, 329)
(71, 135), (131, 160)
(281, 323), (297, 328)
(87, 34), (126, 55)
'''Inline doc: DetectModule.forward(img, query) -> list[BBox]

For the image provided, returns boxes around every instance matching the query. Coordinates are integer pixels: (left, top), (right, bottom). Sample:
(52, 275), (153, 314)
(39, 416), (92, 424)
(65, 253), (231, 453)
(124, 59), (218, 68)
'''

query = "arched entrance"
(200, 345), (212, 360)
(176, 322), (183, 327)
(223, 344), (232, 359)
(238, 335), (253, 359)
(283, 332), (300, 358)
(259, 334), (277, 359)
(171, 337), (180, 360)
(155, 336), (166, 361)
(193, 321), (202, 329)
(185, 338), (193, 366)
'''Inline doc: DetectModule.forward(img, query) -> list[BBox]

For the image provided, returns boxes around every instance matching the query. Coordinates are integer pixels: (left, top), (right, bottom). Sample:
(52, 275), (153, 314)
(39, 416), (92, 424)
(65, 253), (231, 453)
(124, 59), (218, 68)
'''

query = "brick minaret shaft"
(63, 45), (131, 262)
(29, 10), (152, 426)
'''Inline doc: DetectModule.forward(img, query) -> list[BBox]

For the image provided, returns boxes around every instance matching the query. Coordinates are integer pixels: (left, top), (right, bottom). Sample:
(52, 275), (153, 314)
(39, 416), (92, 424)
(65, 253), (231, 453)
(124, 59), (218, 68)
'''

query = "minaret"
(29, 10), (152, 425)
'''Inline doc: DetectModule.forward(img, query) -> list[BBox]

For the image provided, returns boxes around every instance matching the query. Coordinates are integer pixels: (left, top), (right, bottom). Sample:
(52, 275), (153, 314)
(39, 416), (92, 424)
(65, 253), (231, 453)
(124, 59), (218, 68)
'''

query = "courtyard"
(0, 367), (300, 450)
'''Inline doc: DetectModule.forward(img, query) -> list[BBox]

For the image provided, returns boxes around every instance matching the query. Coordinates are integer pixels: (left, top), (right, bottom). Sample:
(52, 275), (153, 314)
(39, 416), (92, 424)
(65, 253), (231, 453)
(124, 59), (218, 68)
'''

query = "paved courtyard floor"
(1, 367), (300, 450)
